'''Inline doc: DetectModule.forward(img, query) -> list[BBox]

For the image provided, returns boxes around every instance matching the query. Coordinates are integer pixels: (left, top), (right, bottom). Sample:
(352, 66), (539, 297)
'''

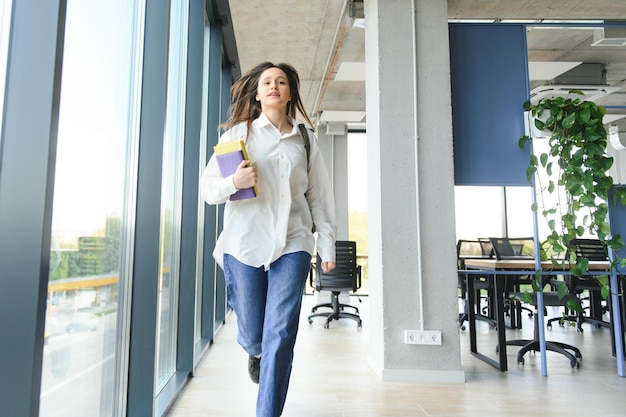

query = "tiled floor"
(165, 295), (626, 417)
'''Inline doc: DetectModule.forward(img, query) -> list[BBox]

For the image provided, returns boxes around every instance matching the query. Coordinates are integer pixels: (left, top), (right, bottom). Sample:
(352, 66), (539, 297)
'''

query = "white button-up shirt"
(200, 114), (336, 271)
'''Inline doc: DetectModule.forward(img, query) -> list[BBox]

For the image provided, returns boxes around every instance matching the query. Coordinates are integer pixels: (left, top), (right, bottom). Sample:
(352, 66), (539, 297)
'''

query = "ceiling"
(226, 0), (626, 128)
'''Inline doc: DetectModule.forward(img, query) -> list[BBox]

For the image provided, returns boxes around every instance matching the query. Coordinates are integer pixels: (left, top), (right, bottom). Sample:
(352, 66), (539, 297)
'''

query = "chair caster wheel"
(547, 323), (552, 329)
(323, 323), (330, 329)
(571, 360), (580, 369)
(460, 325), (466, 331)
(577, 327), (584, 334)
(518, 357), (525, 365)
(308, 319), (313, 324)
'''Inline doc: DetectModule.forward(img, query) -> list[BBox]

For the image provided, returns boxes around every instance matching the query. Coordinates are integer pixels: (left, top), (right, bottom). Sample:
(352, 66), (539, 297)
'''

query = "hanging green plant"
(518, 90), (626, 310)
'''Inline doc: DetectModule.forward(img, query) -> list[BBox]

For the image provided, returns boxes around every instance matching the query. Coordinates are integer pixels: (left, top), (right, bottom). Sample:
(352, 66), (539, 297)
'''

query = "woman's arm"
(304, 131), (337, 265)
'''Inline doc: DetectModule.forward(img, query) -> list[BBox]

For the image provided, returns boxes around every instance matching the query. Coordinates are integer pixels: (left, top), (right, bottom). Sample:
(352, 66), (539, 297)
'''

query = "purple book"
(214, 140), (258, 201)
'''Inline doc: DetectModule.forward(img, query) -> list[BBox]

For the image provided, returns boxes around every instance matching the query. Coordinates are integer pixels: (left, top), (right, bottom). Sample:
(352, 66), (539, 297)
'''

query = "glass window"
(155, 0), (189, 391)
(194, 17), (211, 349)
(504, 186), (534, 237)
(39, 1), (145, 416)
(454, 185), (535, 241)
(348, 131), (368, 294)
(454, 186), (507, 240)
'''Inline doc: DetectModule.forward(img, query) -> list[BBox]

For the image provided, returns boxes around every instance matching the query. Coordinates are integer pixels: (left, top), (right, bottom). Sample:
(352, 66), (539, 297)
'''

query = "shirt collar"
(255, 113), (297, 135)
(256, 112), (273, 128)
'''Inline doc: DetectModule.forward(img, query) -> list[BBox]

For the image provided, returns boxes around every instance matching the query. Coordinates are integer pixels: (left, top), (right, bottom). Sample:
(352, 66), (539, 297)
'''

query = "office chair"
(490, 237), (582, 367)
(307, 240), (362, 329)
(489, 237), (535, 327)
(457, 239), (497, 330)
(547, 238), (610, 333)
(504, 291), (582, 368)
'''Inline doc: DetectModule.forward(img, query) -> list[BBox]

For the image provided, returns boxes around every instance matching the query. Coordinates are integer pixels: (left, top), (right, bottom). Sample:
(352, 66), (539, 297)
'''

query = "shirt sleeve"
(199, 129), (239, 205)
(304, 130), (337, 263)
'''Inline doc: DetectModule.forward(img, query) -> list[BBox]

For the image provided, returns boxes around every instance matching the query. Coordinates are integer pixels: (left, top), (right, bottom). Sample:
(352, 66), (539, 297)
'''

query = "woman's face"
(256, 67), (291, 111)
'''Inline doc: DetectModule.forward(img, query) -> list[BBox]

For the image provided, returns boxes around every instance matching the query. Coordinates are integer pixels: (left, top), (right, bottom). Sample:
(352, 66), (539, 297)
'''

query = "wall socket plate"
(404, 330), (442, 345)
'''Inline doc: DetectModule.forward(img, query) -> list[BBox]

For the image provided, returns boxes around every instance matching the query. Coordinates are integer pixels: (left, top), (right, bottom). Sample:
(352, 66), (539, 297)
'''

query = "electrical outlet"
(404, 330), (442, 345)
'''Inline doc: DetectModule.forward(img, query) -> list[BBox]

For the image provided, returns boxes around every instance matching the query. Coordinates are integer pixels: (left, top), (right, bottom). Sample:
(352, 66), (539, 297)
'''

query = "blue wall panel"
(449, 24), (530, 186)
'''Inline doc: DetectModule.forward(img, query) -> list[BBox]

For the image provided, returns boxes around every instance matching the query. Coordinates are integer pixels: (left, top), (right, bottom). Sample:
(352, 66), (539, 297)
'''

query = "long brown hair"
(221, 62), (315, 132)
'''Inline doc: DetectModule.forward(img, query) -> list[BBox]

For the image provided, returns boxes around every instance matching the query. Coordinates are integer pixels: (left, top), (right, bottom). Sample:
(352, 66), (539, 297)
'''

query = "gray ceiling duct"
(609, 125), (626, 151)
(592, 27), (626, 47)
(552, 63), (606, 85)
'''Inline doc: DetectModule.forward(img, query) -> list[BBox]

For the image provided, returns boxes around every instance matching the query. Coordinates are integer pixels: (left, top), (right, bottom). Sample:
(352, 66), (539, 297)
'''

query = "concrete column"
(365, 0), (464, 382)
(317, 122), (349, 240)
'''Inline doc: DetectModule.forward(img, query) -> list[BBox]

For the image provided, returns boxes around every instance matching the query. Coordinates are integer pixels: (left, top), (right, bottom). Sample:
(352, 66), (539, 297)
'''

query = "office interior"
(2, 1), (626, 416)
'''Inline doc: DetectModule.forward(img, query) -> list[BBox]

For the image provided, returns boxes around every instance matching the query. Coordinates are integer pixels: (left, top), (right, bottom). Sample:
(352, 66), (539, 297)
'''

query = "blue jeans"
(223, 251), (311, 417)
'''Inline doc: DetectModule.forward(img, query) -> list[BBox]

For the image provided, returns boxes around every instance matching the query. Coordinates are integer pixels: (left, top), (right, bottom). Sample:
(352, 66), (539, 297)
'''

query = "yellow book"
(213, 139), (258, 200)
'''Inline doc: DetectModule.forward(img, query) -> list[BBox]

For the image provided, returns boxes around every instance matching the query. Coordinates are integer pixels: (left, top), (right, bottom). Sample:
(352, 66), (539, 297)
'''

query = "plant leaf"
(562, 112), (576, 129)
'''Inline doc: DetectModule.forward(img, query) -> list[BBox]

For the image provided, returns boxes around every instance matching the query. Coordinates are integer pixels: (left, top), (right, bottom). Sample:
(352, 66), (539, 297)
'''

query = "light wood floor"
(165, 295), (626, 417)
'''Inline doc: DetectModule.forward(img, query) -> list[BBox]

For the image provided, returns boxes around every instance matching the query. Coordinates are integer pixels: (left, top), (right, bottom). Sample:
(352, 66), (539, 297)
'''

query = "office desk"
(464, 258), (610, 271)
(462, 259), (618, 373)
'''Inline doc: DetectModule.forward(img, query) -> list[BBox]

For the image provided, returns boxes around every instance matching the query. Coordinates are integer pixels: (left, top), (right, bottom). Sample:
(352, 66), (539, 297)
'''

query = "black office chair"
(457, 239), (497, 330)
(505, 291), (582, 368)
(547, 238), (610, 333)
(491, 238), (582, 367)
(307, 241), (362, 329)
(489, 237), (535, 327)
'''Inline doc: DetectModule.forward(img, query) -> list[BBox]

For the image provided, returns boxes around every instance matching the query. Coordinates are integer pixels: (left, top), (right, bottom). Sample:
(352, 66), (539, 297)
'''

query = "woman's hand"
(233, 160), (257, 190)
(321, 261), (336, 273)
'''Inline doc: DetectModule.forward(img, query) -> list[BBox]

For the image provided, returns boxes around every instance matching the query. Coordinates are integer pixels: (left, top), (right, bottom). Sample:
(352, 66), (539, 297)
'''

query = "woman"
(200, 62), (337, 417)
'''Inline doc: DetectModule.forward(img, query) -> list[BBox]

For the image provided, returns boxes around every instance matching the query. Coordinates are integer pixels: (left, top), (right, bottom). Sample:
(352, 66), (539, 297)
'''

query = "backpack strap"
(298, 123), (316, 233)
(298, 123), (311, 170)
